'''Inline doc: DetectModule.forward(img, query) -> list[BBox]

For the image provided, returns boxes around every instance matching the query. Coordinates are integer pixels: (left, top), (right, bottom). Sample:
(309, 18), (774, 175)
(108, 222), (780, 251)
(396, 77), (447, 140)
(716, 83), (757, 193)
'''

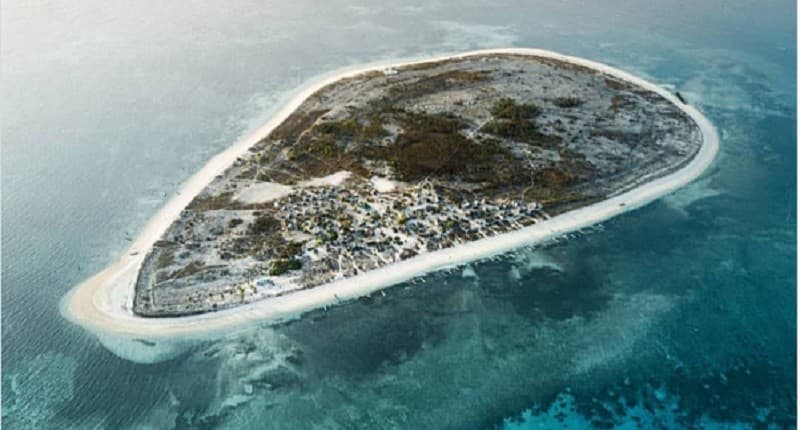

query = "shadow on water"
(280, 281), (455, 377)
(481, 255), (611, 322)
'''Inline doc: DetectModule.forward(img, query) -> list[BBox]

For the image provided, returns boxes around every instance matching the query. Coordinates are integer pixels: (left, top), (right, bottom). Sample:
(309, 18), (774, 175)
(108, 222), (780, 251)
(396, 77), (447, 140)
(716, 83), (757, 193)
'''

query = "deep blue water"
(2, 1), (796, 428)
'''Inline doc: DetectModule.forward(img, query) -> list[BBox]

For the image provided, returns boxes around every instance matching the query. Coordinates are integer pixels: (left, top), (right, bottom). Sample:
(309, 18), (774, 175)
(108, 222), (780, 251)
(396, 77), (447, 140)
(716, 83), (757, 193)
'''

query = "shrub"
(490, 98), (541, 120)
(269, 258), (302, 276)
(249, 214), (280, 236)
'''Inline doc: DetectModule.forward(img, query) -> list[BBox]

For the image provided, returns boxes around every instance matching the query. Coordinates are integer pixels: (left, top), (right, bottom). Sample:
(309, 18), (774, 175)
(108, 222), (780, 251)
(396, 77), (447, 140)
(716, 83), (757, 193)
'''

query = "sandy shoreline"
(60, 48), (719, 344)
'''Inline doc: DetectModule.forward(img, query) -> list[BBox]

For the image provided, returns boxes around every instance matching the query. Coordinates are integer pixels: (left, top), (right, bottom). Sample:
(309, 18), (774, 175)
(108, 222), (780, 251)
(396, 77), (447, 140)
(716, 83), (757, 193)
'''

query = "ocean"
(2, 0), (796, 428)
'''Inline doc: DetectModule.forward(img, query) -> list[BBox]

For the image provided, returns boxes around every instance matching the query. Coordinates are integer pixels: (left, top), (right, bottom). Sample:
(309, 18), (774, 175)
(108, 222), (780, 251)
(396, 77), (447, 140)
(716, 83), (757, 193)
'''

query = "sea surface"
(2, 0), (796, 428)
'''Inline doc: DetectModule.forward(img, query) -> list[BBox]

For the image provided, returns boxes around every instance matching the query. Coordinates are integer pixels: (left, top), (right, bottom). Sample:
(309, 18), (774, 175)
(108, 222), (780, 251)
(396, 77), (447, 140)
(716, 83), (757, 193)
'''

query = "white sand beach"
(60, 48), (719, 354)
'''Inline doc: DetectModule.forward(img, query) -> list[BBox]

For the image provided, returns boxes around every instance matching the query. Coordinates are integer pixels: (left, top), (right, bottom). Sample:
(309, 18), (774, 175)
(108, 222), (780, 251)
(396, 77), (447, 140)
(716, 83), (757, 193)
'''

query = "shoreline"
(60, 48), (719, 344)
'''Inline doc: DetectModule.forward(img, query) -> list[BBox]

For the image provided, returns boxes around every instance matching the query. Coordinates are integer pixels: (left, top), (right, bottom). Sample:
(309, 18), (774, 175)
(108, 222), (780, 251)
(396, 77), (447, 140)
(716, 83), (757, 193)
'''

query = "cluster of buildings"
(268, 178), (546, 287)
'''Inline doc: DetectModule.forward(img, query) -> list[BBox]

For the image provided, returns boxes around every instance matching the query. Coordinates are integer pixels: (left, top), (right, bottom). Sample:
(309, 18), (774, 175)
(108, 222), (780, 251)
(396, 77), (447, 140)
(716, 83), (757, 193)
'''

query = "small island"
(60, 48), (716, 354)
(132, 53), (702, 317)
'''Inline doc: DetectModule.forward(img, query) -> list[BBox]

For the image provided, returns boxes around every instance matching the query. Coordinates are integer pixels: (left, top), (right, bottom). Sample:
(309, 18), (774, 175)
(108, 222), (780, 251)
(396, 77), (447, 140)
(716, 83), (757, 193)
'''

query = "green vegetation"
(298, 136), (339, 158)
(315, 118), (361, 138)
(481, 119), (540, 141)
(311, 117), (388, 144)
(278, 241), (304, 259)
(490, 98), (541, 120)
(269, 258), (302, 276)
(483, 98), (541, 139)
(228, 218), (243, 229)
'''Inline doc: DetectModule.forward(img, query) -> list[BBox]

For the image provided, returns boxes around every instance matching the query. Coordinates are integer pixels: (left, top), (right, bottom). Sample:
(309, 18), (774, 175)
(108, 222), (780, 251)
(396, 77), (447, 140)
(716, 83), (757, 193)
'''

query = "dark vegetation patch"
(604, 77), (627, 91)
(268, 108), (330, 142)
(590, 128), (641, 144)
(370, 111), (522, 183)
(438, 69), (490, 82)
(270, 258), (302, 276)
(227, 218), (243, 229)
(155, 249), (175, 269)
(552, 97), (583, 108)
(490, 97), (541, 119)
(480, 98), (562, 149)
(169, 260), (206, 280)
(609, 94), (638, 111)
(313, 117), (388, 142)
(527, 149), (597, 209)
(224, 233), (285, 262)
(386, 69), (489, 99)
(218, 213), (303, 263)
(269, 240), (305, 275)
(285, 117), (385, 180)
(188, 191), (236, 211)
(248, 213), (281, 236)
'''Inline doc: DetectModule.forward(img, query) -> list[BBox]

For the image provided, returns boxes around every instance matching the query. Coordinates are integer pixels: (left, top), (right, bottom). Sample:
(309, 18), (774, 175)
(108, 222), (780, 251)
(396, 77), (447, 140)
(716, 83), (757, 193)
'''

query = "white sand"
(370, 176), (400, 193)
(298, 170), (351, 187)
(60, 48), (719, 347)
(234, 182), (293, 204)
(234, 171), (352, 205)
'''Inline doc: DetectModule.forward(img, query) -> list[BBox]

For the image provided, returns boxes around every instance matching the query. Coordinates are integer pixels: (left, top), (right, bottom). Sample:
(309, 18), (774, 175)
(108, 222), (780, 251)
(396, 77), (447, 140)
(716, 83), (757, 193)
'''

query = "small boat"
(675, 91), (687, 104)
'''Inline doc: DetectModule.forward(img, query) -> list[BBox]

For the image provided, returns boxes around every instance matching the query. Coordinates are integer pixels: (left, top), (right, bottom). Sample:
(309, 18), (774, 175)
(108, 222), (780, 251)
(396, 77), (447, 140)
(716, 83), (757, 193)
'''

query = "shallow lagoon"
(2, 0), (795, 428)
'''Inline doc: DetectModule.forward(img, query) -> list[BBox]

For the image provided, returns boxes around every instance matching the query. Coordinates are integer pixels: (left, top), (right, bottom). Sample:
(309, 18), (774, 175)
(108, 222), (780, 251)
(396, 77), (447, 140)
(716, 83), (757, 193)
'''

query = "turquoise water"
(2, 1), (796, 428)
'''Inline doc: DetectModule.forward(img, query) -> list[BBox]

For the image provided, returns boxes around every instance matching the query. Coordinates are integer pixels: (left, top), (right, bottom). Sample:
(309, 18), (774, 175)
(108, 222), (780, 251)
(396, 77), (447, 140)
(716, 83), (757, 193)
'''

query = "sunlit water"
(2, 1), (796, 428)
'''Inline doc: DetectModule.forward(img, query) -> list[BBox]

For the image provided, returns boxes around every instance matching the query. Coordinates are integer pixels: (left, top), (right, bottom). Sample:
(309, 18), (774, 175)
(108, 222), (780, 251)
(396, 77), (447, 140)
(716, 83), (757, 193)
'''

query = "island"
(61, 48), (717, 354)
(133, 53), (702, 317)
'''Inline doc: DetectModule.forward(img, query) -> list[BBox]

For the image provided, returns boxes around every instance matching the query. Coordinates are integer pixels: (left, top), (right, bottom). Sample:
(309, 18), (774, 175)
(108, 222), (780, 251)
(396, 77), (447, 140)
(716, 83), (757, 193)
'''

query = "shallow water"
(2, 0), (796, 428)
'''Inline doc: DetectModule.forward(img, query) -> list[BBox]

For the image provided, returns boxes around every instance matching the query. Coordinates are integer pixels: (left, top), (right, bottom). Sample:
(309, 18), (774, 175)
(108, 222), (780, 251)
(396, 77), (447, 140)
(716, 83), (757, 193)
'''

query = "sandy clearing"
(234, 182), (293, 204)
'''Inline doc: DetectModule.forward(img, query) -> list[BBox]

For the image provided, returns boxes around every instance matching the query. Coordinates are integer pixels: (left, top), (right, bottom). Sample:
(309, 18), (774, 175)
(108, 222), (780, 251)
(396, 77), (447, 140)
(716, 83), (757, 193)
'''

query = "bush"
(315, 119), (361, 138)
(279, 241), (304, 259)
(481, 119), (540, 141)
(249, 214), (280, 236)
(490, 98), (541, 120)
(270, 258), (302, 276)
